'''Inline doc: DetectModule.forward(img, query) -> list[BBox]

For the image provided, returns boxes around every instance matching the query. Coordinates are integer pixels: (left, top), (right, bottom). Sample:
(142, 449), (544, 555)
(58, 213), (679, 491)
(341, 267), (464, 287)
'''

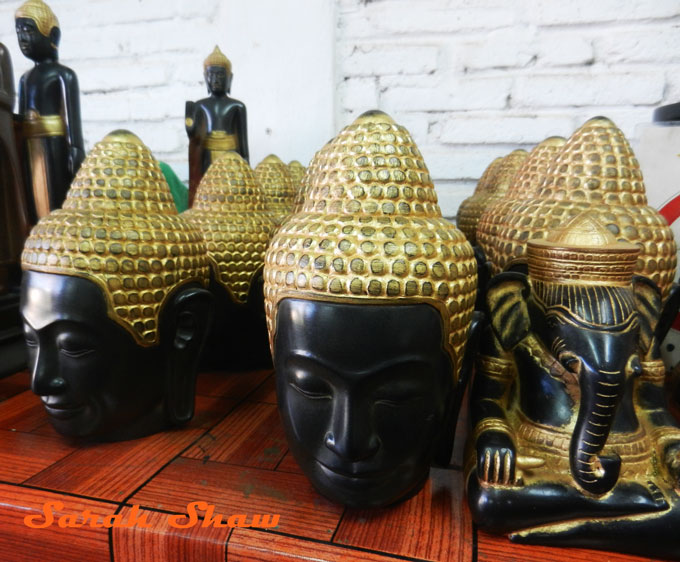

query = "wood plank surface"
(0, 391), (49, 432)
(183, 401), (287, 469)
(228, 527), (415, 561)
(334, 468), (472, 562)
(26, 427), (203, 499)
(130, 457), (344, 541)
(113, 505), (231, 562)
(0, 371), (30, 401)
(0, 429), (75, 483)
(0, 483), (114, 562)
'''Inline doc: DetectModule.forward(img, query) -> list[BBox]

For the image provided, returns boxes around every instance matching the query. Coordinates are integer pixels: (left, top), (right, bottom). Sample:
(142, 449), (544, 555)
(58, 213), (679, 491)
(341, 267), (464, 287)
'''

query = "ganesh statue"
(466, 118), (680, 560)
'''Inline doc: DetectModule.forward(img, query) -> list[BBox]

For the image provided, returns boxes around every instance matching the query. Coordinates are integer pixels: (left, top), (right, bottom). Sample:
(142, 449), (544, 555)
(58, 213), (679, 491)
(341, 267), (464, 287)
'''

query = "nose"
(30, 347), (67, 395)
(324, 395), (380, 462)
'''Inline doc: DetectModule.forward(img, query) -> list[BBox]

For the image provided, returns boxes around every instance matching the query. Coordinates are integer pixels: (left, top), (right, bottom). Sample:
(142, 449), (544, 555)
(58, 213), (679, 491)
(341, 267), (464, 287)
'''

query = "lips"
(316, 459), (390, 479)
(42, 400), (85, 420)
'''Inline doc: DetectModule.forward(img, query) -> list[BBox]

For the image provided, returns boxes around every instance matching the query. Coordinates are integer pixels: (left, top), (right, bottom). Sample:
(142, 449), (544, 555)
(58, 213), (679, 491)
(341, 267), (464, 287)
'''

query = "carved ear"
(486, 272), (531, 351)
(164, 286), (213, 425)
(49, 27), (60, 47)
(632, 275), (662, 357)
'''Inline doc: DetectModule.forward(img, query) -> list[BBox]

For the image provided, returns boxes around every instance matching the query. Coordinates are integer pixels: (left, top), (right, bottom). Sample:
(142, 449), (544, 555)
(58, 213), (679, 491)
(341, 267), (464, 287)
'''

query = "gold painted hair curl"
(263, 111), (477, 380)
(183, 152), (276, 303)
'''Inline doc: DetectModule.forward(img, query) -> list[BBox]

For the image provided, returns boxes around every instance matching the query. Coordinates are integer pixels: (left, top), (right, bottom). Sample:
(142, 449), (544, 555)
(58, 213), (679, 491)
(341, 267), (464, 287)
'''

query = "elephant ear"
(486, 272), (532, 351)
(632, 275), (662, 357)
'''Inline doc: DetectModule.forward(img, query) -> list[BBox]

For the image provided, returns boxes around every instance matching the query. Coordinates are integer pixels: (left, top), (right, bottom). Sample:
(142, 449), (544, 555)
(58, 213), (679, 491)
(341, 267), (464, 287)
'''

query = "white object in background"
(636, 119), (680, 369)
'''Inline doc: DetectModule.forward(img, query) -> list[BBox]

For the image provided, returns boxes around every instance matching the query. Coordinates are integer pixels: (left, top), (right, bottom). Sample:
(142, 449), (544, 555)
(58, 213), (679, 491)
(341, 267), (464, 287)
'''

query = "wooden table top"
(0, 369), (666, 561)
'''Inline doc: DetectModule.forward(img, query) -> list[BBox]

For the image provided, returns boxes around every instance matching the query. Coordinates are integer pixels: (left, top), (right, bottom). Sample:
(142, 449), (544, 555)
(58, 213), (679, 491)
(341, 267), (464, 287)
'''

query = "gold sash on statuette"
(23, 110), (66, 218)
(204, 130), (238, 151)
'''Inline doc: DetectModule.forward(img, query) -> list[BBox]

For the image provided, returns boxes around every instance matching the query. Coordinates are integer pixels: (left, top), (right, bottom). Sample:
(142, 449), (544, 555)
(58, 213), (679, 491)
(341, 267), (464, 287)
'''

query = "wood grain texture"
(183, 401), (287, 469)
(113, 505), (230, 562)
(247, 376), (277, 404)
(26, 427), (203, 499)
(0, 391), (48, 432)
(131, 457), (344, 541)
(196, 370), (272, 400)
(0, 483), (113, 562)
(191, 395), (238, 429)
(477, 531), (672, 562)
(334, 469), (472, 562)
(0, 429), (75, 483)
(275, 451), (304, 475)
(0, 371), (30, 401)
(228, 528), (411, 561)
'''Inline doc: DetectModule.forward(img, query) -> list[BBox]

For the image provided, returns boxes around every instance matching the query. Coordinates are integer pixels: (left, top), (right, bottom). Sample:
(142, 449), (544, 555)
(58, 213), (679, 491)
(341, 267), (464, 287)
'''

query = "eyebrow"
(287, 351), (434, 377)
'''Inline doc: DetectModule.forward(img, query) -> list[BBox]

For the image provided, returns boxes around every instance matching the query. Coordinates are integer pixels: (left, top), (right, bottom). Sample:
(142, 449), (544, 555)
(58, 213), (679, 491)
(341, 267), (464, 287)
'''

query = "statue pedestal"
(0, 289), (26, 377)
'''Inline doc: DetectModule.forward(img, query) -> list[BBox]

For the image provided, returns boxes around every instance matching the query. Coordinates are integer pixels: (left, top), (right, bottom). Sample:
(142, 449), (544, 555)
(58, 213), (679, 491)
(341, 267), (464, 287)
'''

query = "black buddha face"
(274, 298), (453, 507)
(21, 270), (211, 440)
(15, 17), (59, 62)
(205, 66), (231, 96)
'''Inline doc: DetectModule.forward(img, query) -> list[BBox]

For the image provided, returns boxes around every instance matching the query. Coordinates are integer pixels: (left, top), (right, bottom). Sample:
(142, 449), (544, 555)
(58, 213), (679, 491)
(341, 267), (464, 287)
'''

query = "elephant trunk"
(569, 368), (622, 495)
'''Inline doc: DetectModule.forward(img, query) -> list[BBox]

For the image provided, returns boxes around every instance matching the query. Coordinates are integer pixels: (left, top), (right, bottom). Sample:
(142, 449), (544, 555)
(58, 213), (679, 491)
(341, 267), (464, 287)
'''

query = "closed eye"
(59, 347), (95, 359)
(289, 381), (331, 400)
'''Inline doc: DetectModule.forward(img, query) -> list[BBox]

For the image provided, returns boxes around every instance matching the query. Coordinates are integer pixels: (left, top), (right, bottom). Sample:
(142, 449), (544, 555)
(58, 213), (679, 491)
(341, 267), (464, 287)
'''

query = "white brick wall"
(0, 0), (335, 184)
(1, 0), (678, 219)
(336, 0), (680, 217)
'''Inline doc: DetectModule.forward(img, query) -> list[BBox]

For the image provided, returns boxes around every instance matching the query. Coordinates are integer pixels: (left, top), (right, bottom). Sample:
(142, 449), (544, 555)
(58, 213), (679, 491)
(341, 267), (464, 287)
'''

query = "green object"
(159, 161), (189, 212)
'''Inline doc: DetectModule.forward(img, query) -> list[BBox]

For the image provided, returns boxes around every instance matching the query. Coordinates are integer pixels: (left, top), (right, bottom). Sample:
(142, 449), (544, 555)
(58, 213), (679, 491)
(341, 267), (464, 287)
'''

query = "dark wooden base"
(0, 369), (668, 561)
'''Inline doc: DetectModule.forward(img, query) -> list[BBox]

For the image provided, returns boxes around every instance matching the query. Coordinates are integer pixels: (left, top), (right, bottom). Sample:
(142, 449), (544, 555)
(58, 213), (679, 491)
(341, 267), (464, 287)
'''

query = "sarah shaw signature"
(24, 501), (281, 529)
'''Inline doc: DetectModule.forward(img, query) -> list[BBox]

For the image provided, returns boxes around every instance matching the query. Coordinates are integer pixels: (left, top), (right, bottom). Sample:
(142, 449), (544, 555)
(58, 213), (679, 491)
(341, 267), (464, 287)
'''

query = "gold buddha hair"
(254, 154), (296, 225)
(496, 117), (677, 298)
(203, 45), (232, 74)
(264, 110), (478, 380)
(183, 152), (276, 303)
(22, 130), (211, 346)
(15, 0), (58, 37)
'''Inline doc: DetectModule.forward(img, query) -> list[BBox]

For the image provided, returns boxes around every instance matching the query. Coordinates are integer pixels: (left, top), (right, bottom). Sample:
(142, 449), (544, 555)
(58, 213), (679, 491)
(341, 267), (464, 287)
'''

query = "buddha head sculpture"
(20, 131), (212, 440)
(466, 212), (680, 559)
(254, 154), (296, 225)
(476, 136), (566, 273)
(204, 45), (232, 96)
(263, 110), (478, 507)
(287, 160), (305, 189)
(183, 152), (275, 369)
(15, 0), (59, 62)
(289, 139), (335, 218)
(494, 117), (677, 298)
(455, 150), (527, 245)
